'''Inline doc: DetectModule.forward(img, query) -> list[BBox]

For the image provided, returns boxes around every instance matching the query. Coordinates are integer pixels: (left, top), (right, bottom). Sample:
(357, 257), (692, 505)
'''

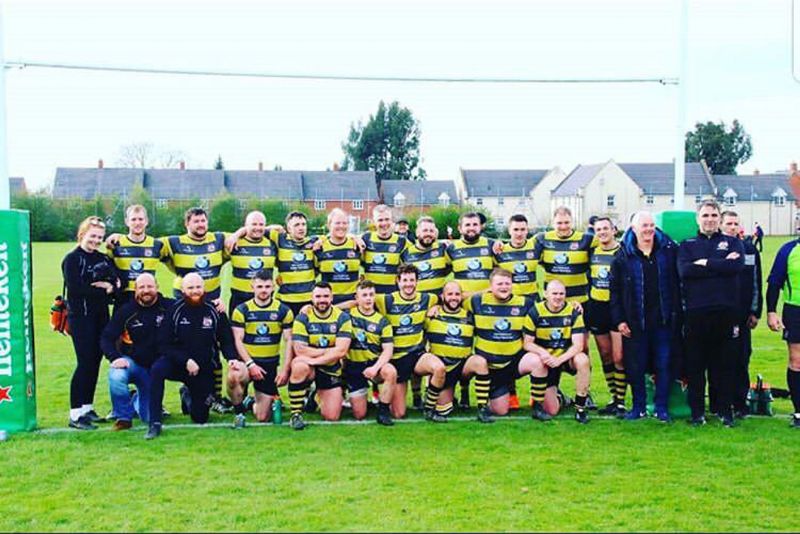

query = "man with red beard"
(145, 273), (237, 439)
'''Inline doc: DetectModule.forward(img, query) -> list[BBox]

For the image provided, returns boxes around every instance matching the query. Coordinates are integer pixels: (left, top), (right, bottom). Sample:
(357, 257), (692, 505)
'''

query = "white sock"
(80, 404), (94, 415)
(69, 408), (83, 421)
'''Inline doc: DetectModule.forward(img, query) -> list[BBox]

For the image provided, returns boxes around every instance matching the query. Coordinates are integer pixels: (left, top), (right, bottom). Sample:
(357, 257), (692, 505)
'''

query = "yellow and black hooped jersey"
(162, 232), (227, 299)
(347, 307), (393, 363)
(523, 300), (585, 357)
(314, 235), (362, 302)
(533, 230), (598, 303)
(292, 307), (352, 377)
(589, 243), (620, 303)
(425, 307), (475, 361)
(465, 292), (531, 369)
(446, 237), (497, 294)
(230, 297), (294, 362)
(494, 237), (539, 298)
(400, 241), (451, 295)
(107, 235), (167, 292)
(361, 232), (408, 294)
(228, 236), (277, 295)
(270, 229), (319, 304)
(375, 291), (437, 358)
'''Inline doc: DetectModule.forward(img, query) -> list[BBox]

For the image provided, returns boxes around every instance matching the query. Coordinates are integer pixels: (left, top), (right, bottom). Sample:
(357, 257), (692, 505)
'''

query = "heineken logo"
(0, 242), (12, 378)
(0, 385), (12, 404)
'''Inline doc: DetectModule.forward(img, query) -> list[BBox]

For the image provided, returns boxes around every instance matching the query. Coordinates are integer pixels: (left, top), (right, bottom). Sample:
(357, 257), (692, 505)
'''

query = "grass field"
(1, 238), (798, 532)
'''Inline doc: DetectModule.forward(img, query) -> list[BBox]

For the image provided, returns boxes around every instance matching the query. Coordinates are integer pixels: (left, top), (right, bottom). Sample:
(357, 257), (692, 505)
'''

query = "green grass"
(1, 238), (798, 532)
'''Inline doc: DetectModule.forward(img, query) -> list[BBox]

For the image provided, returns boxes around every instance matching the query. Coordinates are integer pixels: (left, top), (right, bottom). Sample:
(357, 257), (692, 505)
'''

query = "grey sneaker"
(232, 413), (246, 429)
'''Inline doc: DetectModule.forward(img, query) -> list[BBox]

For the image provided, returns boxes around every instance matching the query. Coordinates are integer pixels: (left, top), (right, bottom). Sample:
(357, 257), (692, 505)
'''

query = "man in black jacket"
(719, 211), (763, 418)
(101, 273), (174, 430)
(678, 200), (745, 427)
(145, 273), (237, 440)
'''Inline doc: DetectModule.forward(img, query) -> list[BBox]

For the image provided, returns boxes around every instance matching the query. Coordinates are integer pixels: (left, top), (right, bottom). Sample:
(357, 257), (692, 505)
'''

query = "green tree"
(341, 100), (426, 185)
(209, 193), (239, 232)
(685, 120), (753, 175)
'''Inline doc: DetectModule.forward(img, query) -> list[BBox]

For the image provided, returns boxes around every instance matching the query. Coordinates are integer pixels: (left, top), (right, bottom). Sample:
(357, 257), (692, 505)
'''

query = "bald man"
(101, 273), (175, 430)
(226, 211), (278, 316)
(145, 273), (237, 439)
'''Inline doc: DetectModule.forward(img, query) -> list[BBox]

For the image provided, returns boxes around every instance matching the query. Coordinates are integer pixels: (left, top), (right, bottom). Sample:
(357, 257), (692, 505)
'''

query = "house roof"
(461, 169), (549, 197)
(551, 163), (606, 196)
(9, 177), (26, 196)
(301, 171), (379, 201)
(381, 180), (458, 206)
(619, 162), (713, 196)
(225, 171), (303, 200)
(713, 173), (794, 201)
(145, 169), (226, 200)
(52, 168), (145, 199)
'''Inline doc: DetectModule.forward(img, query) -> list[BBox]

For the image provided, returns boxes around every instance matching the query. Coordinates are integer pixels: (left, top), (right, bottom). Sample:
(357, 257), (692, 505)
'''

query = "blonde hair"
(76, 216), (106, 243)
(327, 207), (348, 226)
(553, 206), (572, 218)
(125, 204), (148, 222)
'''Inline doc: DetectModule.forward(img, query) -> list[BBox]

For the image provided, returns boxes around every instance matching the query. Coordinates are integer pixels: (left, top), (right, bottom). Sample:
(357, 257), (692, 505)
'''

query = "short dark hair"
(397, 263), (419, 279)
(593, 216), (612, 227)
(720, 210), (739, 220)
(508, 214), (528, 225)
(697, 200), (721, 214)
(588, 215), (599, 226)
(286, 210), (307, 226)
(252, 269), (273, 282)
(459, 212), (481, 225)
(356, 279), (375, 292)
(313, 281), (332, 292)
(184, 207), (208, 223)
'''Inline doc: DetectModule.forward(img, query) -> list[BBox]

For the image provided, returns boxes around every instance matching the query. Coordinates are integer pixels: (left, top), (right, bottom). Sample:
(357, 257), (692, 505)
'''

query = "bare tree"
(116, 142), (188, 168)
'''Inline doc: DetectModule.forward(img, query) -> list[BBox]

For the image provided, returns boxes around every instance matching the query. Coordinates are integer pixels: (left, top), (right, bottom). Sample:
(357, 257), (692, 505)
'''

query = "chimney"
(753, 168), (759, 176)
(98, 158), (104, 169)
(791, 161), (798, 173)
(179, 160), (185, 170)
(258, 161), (264, 172)
(332, 162), (340, 172)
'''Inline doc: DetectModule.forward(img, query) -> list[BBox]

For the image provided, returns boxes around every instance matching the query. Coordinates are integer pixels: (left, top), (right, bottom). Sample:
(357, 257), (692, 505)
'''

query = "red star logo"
(0, 385), (12, 404)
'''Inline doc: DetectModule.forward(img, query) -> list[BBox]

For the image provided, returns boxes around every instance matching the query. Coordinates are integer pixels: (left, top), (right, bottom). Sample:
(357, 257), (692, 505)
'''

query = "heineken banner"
(0, 210), (37, 433)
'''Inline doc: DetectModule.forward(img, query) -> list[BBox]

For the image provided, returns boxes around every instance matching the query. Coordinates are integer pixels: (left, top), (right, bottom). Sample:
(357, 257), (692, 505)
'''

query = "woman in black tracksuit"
(61, 216), (120, 430)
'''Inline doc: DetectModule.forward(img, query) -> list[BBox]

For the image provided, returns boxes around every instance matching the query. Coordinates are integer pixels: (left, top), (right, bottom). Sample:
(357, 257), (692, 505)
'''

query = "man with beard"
(425, 281), (494, 423)
(270, 211), (321, 319)
(287, 282), (353, 430)
(362, 204), (409, 295)
(226, 270), (294, 428)
(105, 205), (168, 311)
(145, 273), (237, 440)
(226, 211), (278, 316)
(101, 273), (174, 430)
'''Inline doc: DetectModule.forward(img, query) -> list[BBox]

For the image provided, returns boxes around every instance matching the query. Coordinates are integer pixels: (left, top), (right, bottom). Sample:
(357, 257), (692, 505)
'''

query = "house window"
(724, 195), (736, 207)
(237, 199), (248, 211)
(774, 195), (786, 207)
(695, 195), (702, 204)
(498, 197), (505, 207)
(494, 217), (504, 229)
(156, 199), (168, 210)
(439, 194), (450, 207)
(352, 200), (364, 211)
(606, 194), (616, 208)
(393, 192), (405, 208)
(646, 195), (654, 205)
(314, 199), (327, 211)
(476, 198), (484, 206)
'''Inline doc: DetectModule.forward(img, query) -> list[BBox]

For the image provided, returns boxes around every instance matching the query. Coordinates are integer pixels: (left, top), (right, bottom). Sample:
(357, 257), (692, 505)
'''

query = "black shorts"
(250, 358), (278, 396)
(439, 357), (467, 390)
(488, 354), (523, 399)
(783, 303), (800, 344)
(344, 359), (378, 393)
(546, 361), (577, 388)
(586, 300), (615, 335)
(389, 350), (423, 384)
(315, 370), (343, 391)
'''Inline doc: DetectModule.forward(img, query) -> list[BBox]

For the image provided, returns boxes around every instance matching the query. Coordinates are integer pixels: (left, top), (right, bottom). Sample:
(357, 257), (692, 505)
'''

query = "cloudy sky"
(2, 0), (799, 190)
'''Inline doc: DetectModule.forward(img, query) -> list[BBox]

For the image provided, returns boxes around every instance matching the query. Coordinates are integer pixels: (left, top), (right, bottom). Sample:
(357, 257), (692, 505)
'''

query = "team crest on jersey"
(195, 256), (210, 269)
(570, 243), (579, 250)
(292, 252), (306, 262)
(400, 315), (413, 326)
(480, 248), (489, 256)
(367, 323), (377, 332)
(418, 261), (431, 272)
(598, 267), (609, 279)
(256, 324), (269, 336)
(334, 261), (347, 273)
(388, 245), (397, 253)
(431, 250), (440, 258)
(717, 241), (729, 251)
(155, 314), (164, 326)
(144, 249), (153, 257)
(249, 258), (263, 270)
(526, 251), (534, 259)
(510, 307), (520, 316)
(263, 248), (272, 256)
(270, 313), (278, 321)
(373, 254), (387, 265)
(347, 251), (356, 259)
(468, 259), (482, 270)
(550, 329), (563, 340)
(330, 325), (337, 333)
(494, 318), (511, 331)
(208, 244), (216, 252)
(554, 253), (569, 265)
(564, 317), (572, 326)
(513, 262), (526, 274)
(202, 316), (213, 328)
(131, 259), (144, 272)
(447, 324), (462, 336)
(355, 330), (367, 342)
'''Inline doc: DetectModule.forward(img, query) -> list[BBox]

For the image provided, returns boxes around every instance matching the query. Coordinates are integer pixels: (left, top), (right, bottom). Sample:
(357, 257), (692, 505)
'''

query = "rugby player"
(226, 270), (294, 428)
(362, 204), (409, 295)
(425, 281), (494, 423)
(226, 211), (278, 316)
(315, 208), (362, 305)
(270, 211), (320, 319)
(346, 280), (396, 425)
(287, 282), (353, 430)
(586, 216), (625, 416)
(523, 280), (592, 423)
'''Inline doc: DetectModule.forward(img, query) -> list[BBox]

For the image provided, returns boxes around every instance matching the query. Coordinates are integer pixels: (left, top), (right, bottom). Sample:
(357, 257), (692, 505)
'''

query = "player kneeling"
(523, 280), (592, 423)
(287, 282), (353, 430)
(425, 281), (494, 423)
(226, 270), (294, 428)
(345, 280), (396, 426)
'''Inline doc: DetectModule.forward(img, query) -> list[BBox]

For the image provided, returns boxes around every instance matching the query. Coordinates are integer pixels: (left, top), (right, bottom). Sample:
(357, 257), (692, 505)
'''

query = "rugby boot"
(424, 408), (448, 423)
(376, 405), (394, 426)
(290, 413), (307, 431)
(68, 415), (97, 431)
(144, 423), (162, 440)
(531, 402), (552, 421)
(574, 408), (589, 424)
(477, 404), (495, 424)
(598, 401), (617, 415)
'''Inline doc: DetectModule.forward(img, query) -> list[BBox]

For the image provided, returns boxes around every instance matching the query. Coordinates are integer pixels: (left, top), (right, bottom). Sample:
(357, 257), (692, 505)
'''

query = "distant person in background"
(394, 217), (415, 245)
(753, 222), (764, 252)
(720, 211), (762, 419)
(587, 215), (599, 236)
(62, 216), (120, 430)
